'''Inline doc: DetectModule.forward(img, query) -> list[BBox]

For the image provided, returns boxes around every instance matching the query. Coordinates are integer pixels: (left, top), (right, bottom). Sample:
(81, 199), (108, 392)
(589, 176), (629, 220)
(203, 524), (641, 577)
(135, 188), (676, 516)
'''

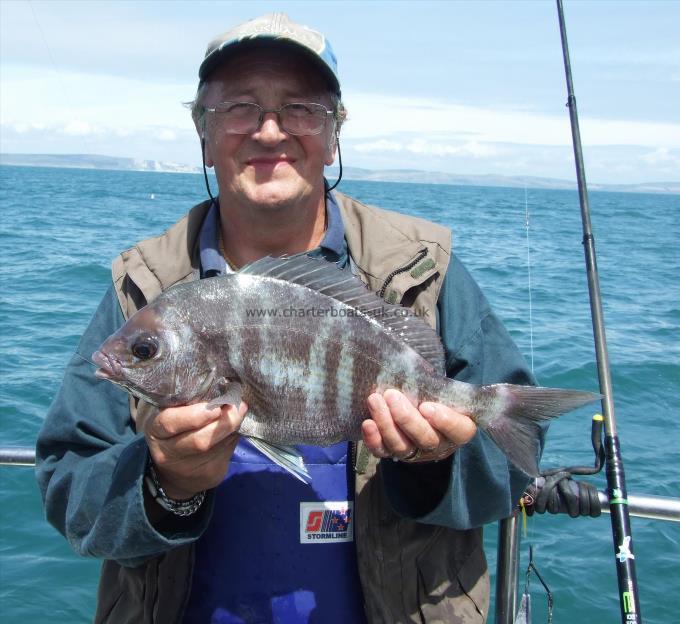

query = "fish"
(92, 254), (600, 483)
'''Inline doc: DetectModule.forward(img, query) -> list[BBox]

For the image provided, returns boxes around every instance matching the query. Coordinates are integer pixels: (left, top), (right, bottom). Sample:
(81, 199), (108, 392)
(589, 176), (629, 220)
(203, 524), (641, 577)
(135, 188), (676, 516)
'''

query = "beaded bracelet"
(145, 460), (206, 517)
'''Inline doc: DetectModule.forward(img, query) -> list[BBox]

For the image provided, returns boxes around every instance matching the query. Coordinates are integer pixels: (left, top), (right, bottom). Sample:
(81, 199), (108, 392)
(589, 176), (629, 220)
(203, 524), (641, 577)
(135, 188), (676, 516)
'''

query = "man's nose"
(254, 112), (287, 143)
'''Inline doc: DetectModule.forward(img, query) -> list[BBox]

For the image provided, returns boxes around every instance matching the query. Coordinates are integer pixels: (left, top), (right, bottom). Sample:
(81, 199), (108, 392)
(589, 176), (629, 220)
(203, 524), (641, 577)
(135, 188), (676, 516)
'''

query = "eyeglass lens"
(207, 102), (329, 136)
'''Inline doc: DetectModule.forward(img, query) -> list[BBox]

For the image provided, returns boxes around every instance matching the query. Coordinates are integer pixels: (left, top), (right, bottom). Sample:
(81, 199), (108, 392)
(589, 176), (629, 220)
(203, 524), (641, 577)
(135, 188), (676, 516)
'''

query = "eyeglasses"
(203, 101), (334, 136)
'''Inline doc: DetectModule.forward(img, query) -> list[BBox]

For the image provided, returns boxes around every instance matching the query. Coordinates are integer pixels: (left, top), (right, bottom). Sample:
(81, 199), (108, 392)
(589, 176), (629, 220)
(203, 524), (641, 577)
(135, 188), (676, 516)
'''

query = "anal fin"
(245, 437), (311, 484)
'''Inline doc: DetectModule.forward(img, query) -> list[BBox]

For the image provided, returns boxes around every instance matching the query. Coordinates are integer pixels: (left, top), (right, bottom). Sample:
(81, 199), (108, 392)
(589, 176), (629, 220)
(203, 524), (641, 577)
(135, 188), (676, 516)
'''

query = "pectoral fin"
(245, 437), (311, 484)
(206, 379), (243, 409)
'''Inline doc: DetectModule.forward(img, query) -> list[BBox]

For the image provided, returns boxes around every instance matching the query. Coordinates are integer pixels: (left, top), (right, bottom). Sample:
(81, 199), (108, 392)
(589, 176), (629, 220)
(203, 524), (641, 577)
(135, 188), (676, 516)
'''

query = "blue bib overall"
(183, 439), (367, 623)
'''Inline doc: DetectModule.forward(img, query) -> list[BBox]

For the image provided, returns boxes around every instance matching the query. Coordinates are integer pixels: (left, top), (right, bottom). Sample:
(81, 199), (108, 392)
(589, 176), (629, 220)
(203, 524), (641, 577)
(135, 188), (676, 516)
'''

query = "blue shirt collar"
(199, 192), (346, 277)
(198, 201), (227, 277)
(321, 191), (345, 257)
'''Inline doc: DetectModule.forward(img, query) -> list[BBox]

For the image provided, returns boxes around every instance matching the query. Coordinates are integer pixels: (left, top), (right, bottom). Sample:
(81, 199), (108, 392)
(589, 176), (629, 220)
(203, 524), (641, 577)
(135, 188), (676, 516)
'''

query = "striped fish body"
(209, 275), (449, 445)
(93, 256), (599, 480)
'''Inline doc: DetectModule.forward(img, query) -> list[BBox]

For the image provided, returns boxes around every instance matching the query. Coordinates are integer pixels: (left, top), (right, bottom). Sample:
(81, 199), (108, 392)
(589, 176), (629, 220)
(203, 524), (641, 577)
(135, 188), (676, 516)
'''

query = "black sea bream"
(93, 255), (599, 482)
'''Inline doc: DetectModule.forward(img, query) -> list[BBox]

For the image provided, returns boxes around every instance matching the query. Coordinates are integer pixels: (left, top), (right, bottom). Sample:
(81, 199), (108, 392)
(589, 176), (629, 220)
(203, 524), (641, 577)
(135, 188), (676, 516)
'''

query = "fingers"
(144, 401), (248, 499)
(158, 411), (237, 456)
(419, 402), (477, 446)
(147, 403), (220, 439)
(363, 389), (477, 463)
(365, 390), (439, 459)
(366, 391), (429, 458)
(385, 390), (442, 451)
(147, 401), (246, 441)
(152, 433), (240, 500)
(361, 419), (389, 458)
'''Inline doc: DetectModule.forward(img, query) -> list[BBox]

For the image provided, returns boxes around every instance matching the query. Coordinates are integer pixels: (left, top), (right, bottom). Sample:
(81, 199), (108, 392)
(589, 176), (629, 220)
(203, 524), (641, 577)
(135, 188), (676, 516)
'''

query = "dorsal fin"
(240, 255), (445, 372)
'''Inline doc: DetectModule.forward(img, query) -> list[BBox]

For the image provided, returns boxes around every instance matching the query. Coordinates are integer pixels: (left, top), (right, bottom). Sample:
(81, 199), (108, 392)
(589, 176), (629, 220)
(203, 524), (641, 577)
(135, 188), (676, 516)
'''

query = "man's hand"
(362, 389), (476, 463)
(144, 401), (248, 500)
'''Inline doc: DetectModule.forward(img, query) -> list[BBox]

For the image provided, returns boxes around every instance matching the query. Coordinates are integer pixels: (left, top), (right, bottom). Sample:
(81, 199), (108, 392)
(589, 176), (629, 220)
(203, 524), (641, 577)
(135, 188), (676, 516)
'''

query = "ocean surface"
(0, 164), (678, 623)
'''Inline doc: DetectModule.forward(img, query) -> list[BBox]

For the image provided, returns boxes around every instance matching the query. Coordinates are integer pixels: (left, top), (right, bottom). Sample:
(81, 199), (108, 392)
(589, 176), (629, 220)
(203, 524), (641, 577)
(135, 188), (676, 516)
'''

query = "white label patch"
(300, 501), (354, 544)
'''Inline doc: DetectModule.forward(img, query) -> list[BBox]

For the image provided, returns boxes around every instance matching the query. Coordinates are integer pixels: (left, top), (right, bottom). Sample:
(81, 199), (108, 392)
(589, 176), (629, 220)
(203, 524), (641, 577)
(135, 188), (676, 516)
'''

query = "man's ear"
(194, 117), (214, 168)
(325, 130), (339, 167)
(199, 132), (215, 168)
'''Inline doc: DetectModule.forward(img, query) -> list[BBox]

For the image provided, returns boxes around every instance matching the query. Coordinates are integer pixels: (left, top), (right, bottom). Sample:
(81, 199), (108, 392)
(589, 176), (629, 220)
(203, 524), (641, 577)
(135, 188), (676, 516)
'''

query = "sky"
(1, 0), (679, 184)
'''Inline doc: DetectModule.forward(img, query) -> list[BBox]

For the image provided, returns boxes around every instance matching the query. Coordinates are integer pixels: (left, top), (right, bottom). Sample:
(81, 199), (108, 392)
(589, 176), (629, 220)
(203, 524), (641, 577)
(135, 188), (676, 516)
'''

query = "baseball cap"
(198, 13), (340, 95)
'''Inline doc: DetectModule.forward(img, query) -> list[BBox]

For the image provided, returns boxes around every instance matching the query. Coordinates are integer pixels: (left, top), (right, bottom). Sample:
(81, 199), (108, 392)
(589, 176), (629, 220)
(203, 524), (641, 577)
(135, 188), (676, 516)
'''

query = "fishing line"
(514, 546), (554, 624)
(518, 186), (547, 623)
(519, 182), (604, 617)
(523, 184), (537, 543)
(27, 0), (72, 110)
(524, 186), (535, 375)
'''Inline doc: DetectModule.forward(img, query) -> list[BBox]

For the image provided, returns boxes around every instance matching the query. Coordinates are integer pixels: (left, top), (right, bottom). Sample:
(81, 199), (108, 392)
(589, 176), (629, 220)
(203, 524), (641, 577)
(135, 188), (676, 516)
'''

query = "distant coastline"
(1, 152), (678, 195)
(0, 153), (198, 174)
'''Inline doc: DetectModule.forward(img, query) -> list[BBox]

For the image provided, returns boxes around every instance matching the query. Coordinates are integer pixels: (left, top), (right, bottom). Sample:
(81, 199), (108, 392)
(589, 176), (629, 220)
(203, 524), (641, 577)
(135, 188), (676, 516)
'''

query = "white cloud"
(342, 140), (680, 185)
(156, 129), (177, 142)
(342, 92), (680, 149)
(10, 65), (676, 156)
(1, 66), (678, 184)
(0, 119), (201, 166)
(354, 138), (499, 158)
(641, 147), (680, 166)
(0, 65), (196, 132)
(406, 139), (498, 158)
(7, 122), (28, 134)
(354, 139), (402, 153)
(62, 120), (96, 136)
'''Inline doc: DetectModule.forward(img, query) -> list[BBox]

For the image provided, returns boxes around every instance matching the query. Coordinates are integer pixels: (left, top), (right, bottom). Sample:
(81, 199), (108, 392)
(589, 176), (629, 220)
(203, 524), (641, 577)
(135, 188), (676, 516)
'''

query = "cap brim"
(198, 38), (340, 95)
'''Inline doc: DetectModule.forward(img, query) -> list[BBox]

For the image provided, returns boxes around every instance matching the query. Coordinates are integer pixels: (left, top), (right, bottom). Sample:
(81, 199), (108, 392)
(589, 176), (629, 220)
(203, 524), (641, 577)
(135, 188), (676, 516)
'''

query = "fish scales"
(93, 255), (601, 481)
(176, 275), (435, 442)
(232, 289), (433, 444)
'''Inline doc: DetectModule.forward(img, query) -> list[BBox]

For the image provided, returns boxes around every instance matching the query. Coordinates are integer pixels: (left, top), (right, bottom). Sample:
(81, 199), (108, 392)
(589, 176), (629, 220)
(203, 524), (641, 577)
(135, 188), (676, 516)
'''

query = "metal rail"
(0, 446), (36, 466)
(4, 445), (678, 522)
(495, 491), (680, 624)
(598, 492), (680, 523)
(3, 446), (679, 521)
(4, 445), (679, 523)
(3, 443), (679, 623)
(496, 516), (521, 624)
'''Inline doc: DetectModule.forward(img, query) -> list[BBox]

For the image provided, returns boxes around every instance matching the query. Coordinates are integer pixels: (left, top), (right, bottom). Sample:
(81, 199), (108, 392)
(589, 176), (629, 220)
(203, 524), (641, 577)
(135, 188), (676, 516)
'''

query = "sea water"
(0, 165), (678, 623)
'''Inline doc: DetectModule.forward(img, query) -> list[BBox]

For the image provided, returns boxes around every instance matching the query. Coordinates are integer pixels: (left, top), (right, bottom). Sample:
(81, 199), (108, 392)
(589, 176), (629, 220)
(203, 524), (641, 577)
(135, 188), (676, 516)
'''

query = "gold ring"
(401, 447), (421, 461)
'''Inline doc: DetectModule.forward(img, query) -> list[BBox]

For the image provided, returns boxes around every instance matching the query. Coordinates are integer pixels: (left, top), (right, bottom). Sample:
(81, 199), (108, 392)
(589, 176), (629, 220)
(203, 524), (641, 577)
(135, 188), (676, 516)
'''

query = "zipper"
(378, 248), (428, 299)
(350, 440), (358, 471)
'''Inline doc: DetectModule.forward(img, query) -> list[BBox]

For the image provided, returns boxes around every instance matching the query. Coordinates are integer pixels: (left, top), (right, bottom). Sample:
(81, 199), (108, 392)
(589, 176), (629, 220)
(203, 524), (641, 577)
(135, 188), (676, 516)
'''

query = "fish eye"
(131, 337), (158, 360)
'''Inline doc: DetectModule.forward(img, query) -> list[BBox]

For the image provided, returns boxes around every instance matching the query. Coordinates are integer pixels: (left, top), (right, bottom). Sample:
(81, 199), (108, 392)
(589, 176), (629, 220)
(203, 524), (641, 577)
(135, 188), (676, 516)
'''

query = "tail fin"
(470, 384), (600, 477)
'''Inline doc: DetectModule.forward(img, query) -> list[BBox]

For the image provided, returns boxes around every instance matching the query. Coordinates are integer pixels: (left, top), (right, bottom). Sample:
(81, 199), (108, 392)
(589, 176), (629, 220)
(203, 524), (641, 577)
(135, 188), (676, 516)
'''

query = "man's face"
(200, 47), (337, 212)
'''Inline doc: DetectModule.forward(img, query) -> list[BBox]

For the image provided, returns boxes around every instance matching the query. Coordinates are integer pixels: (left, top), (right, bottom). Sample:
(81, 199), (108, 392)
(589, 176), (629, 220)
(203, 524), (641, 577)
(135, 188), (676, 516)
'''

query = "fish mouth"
(92, 350), (123, 380)
(91, 349), (161, 407)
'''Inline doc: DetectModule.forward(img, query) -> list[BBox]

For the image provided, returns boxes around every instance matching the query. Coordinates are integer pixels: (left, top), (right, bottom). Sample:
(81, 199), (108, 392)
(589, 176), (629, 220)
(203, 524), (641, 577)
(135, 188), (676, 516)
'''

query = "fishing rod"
(556, 2), (641, 622)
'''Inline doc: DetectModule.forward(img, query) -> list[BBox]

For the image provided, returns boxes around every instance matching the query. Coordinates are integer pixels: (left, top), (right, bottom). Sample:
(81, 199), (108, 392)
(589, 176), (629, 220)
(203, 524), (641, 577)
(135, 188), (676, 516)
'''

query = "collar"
(199, 192), (346, 277)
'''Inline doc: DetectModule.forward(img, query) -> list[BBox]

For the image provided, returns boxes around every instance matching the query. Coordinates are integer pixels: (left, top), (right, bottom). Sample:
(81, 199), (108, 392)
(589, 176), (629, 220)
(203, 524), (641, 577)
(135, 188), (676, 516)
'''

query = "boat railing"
(1, 446), (37, 466)
(3, 444), (679, 623)
(495, 496), (680, 624)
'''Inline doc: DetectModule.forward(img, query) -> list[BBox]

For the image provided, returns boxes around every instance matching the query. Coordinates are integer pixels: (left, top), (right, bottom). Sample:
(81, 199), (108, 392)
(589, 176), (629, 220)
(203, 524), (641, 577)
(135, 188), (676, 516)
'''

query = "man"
(37, 13), (536, 624)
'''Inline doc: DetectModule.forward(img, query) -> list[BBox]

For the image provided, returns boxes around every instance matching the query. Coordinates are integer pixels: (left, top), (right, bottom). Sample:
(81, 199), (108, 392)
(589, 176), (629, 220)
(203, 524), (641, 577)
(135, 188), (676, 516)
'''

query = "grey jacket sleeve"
(35, 285), (213, 567)
(381, 254), (540, 528)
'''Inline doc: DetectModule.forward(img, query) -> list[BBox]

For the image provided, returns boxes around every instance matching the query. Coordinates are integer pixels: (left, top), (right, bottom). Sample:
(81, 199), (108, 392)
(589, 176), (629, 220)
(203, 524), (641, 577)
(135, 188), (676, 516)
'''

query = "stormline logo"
(300, 502), (354, 544)
(245, 305), (430, 319)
